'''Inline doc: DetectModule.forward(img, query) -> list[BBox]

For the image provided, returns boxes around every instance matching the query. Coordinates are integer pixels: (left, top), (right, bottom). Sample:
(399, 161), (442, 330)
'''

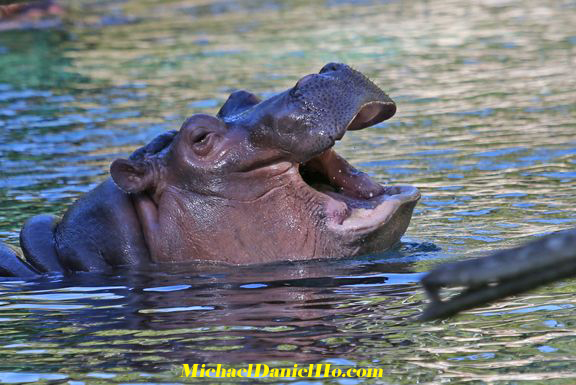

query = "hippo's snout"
(346, 100), (397, 131)
(319, 62), (347, 73)
(233, 62), (397, 163)
(312, 62), (397, 131)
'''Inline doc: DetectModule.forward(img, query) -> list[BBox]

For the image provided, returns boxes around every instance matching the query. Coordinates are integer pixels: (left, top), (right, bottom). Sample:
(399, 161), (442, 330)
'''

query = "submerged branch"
(419, 228), (576, 321)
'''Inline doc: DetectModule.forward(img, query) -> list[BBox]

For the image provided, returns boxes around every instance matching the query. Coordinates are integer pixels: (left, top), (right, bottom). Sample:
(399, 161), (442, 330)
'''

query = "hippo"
(0, 63), (421, 277)
(0, 1), (62, 21)
(0, 1), (63, 32)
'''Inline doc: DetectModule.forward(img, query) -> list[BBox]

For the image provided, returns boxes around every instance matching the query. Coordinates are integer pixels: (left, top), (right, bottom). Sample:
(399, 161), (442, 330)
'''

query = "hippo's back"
(54, 178), (151, 272)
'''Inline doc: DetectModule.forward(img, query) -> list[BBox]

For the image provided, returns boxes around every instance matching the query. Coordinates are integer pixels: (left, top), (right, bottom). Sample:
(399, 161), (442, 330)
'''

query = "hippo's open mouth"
(296, 102), (420, 234)
(299, 148), (420, 234)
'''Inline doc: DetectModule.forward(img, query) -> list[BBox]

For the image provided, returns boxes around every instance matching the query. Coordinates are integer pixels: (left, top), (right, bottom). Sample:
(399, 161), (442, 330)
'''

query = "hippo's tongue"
(301, 149), (384, 199)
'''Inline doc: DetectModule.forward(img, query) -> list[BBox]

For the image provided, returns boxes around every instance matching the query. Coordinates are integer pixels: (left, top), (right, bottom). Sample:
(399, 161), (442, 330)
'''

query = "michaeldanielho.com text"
(181, 364), (383, 378)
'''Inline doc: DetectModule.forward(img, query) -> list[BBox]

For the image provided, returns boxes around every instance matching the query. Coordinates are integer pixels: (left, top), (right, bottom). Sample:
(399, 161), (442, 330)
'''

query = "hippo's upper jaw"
(230, 63), (397, 163)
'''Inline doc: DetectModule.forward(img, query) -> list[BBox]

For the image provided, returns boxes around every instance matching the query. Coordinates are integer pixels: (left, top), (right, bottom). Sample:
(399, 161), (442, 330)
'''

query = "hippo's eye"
(194, 133), (209, 144)
(189, 130), (215, 157)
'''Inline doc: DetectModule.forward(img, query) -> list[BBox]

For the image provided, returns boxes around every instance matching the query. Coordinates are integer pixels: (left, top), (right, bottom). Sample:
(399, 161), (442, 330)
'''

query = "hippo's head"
(110, 63), (420, 264)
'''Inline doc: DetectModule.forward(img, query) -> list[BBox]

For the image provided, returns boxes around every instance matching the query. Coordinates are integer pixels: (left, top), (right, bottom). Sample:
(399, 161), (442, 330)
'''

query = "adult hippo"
(0, 63), (420, 276)
(0, 1), (62, 22)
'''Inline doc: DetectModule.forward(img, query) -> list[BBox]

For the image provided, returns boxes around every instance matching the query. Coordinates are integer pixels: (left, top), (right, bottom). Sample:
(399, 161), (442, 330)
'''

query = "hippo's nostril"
(319, 62), (347, 74)
(294, 74), (316, 89)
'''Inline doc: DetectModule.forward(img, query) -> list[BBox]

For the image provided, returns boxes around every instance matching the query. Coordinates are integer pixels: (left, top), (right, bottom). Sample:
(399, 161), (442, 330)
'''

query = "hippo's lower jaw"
(327, 185), (420, 235)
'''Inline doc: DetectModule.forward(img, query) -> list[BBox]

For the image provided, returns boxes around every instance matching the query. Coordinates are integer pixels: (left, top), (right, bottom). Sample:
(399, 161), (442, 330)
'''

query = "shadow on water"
(0, 247), (429, 378)
(3, 242), (576, 384)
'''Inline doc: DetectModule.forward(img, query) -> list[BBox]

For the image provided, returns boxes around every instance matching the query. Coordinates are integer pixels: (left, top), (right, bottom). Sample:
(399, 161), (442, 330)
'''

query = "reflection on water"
(0, 0), (575, 383)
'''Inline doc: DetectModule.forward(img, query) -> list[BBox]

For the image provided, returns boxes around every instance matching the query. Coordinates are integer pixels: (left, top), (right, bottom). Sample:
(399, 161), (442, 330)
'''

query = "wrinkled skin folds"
(0, 63), (420, 276)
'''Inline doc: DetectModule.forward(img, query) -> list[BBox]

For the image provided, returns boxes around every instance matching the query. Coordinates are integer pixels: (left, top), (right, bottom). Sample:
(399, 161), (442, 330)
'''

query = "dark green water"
(0, 0), (575, 383)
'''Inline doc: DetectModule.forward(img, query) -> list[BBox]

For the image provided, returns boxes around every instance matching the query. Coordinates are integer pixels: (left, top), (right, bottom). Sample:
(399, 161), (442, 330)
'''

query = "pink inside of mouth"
(299, 148), (394, 225)
(299, 148), (384, 201)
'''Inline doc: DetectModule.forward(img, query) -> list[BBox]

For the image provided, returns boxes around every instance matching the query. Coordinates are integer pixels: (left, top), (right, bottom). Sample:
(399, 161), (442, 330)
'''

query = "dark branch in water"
(419, 228), (576, 321)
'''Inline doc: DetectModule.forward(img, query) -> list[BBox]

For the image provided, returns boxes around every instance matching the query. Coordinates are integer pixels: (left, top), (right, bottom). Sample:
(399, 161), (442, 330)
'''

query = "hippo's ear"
(110, 159), (154, 194)
(217, 90), (261, 119)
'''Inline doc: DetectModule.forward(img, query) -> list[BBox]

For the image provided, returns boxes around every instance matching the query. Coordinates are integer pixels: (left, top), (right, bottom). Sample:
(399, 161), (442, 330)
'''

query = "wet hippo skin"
(0, 63), (421, 276)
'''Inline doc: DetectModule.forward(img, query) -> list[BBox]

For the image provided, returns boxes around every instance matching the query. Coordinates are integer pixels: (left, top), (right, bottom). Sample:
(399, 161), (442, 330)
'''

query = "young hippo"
(0, 63), (420, 276)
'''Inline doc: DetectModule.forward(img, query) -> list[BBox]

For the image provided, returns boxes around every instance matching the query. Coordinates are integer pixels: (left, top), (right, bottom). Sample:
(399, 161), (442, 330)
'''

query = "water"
(0, 0), (575, 383)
